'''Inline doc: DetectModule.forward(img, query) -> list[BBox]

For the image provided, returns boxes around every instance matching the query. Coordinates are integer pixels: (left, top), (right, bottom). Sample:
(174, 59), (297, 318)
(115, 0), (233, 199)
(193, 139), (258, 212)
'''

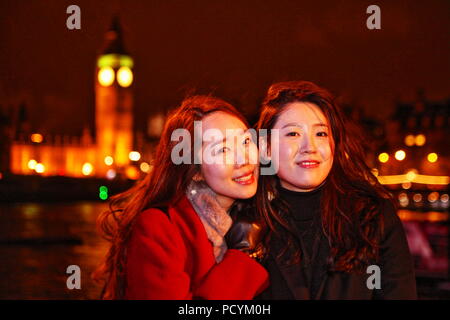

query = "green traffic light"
(99, 191), (108, 200)
(99, 186), (108, 200)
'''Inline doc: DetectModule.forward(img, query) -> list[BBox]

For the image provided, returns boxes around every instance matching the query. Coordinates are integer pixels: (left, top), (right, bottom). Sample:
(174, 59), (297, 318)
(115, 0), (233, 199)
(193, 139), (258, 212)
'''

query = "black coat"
(257, 200), (417, 300)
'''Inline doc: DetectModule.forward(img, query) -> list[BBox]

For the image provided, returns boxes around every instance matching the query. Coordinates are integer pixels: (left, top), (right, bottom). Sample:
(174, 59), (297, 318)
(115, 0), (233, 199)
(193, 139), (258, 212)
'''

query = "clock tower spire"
(95, 17), (134, 175)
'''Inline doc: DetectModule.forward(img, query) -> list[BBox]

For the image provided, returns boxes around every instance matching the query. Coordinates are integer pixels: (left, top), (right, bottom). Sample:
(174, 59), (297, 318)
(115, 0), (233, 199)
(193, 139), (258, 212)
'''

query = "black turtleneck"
(278, 183), (323, 261)
(260, 180), (329, 300)
(258, 180), (418, 300)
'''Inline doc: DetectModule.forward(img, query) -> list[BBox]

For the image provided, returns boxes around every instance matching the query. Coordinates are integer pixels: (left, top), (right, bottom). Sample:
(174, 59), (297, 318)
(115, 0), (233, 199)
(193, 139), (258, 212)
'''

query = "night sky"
(0, 0), (449, 135)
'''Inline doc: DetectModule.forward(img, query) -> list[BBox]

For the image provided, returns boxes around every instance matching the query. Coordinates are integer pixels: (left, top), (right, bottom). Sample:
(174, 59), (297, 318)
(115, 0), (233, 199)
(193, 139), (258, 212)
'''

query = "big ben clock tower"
(95, 17), (134, 176)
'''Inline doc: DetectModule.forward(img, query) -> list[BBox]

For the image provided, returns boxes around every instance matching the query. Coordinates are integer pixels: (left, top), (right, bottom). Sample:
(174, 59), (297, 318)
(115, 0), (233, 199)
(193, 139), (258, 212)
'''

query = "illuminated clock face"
(98, 66), (115, 86)
(117, 66), (133, 87)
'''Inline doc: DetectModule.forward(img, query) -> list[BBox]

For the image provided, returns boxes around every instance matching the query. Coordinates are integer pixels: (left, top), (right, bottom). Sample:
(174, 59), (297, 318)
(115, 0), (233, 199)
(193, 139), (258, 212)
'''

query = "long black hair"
(255, 81), (392, 273)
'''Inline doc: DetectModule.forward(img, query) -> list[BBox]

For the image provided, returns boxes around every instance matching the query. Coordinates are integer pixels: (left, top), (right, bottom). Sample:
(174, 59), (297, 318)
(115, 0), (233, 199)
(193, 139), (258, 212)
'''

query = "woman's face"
(271, 101), (334, 192)
(197, 111), (259, 210)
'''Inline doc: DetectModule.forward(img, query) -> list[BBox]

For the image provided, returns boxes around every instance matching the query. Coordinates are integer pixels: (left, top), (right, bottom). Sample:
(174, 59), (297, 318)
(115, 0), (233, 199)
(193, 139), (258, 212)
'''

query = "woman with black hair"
(253, 80), (416, 299)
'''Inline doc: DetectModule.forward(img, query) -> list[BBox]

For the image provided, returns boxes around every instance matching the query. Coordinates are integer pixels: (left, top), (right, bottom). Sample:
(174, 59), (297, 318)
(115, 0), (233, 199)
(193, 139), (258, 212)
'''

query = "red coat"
(125, 195), (269, 299)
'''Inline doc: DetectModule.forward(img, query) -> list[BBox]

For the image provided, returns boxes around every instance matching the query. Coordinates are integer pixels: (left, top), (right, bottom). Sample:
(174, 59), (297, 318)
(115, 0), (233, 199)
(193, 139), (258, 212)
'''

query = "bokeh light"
(82, 162), (93, 176)
(415, 134), (426, 146)
(104, 156), (114, 166)
(406, 170), (417, 181)
(428, 192), (439, 203)
(129, 151), (141, 161)
(106, 169), (116, 180)
(427, 153), (438, 163)
(126, 166), (140, 180)
(28, 159), (37, 170)
(404, 135), (415, 146)
(413, 193), (422, 203)
(30, 133), (43, 143)
(140, 162), (151, 173)
(395, 150), (406, 161)
(35, 163), (45, 173)
(399, 192), (409, 207)
(402, 182), (412, 189)
(378, 153), (389, 163)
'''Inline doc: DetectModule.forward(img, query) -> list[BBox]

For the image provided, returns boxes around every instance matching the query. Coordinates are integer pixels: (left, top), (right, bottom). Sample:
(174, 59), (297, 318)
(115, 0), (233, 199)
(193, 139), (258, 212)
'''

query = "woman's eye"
(317, 131), (328, 137)
(286, 131), (300, 137)
(217, 147), (229, 154)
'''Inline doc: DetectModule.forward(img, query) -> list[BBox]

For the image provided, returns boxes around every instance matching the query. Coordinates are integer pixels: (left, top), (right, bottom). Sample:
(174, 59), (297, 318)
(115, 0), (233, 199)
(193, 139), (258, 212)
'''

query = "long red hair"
(255, 81), (392, 272)
(92, 95), (249, 299)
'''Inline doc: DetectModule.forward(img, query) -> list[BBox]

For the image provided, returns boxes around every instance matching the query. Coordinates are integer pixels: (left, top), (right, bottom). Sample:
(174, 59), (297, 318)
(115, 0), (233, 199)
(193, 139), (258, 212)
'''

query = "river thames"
(1, 201), (449, 299)
(0, 201), (109, 299)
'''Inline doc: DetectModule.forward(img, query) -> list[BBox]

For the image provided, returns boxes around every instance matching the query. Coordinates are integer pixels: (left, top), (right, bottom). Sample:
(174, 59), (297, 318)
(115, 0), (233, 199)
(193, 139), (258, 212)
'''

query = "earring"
(192, 173), (202, 182)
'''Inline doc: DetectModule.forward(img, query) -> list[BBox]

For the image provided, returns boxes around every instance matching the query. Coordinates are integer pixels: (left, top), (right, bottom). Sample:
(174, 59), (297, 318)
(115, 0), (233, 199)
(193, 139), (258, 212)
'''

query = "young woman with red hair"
(93, 95), (268, 299)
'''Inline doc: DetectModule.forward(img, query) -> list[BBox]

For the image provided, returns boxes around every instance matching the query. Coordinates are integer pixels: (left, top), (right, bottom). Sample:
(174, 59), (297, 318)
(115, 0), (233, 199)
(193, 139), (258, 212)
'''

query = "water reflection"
(0, 201), (109, 299)
(0, 202), (449, 299)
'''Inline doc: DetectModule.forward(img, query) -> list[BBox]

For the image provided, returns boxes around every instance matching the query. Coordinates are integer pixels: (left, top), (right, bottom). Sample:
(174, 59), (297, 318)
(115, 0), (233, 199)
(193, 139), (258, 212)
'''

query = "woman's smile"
(232, 170), (255, 185)
(296, 159), (321, 169)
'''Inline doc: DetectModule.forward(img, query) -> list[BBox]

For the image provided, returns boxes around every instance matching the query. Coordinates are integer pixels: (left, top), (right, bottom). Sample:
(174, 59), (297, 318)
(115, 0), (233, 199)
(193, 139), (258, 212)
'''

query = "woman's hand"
(225, 219), (265, 260)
